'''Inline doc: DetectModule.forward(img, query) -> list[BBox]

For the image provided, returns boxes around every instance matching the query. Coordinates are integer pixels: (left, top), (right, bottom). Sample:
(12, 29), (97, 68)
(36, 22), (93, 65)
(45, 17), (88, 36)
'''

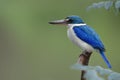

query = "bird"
(49, 15), (112, 68)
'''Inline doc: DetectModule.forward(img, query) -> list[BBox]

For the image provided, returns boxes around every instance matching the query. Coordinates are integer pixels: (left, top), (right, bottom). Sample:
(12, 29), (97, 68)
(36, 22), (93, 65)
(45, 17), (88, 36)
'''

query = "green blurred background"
(0, 0), (120, 80)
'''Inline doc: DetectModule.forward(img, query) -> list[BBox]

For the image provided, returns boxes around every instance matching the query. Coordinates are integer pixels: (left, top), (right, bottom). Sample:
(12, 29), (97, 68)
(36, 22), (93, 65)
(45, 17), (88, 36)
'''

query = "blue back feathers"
(73, 25), (105, 51)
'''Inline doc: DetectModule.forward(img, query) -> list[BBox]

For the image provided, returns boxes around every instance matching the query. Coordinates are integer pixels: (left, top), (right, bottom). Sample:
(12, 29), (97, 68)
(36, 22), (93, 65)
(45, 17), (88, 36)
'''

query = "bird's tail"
(99, 51), (112, 68)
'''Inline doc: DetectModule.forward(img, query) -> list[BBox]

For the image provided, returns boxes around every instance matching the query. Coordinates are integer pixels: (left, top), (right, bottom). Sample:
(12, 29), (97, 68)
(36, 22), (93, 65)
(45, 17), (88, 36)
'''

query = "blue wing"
(73, 25), (105, 51)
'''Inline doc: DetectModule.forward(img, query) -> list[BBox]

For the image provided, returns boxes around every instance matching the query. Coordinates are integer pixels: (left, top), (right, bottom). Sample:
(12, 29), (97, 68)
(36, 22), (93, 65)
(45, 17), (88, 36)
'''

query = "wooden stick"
(77, 51), (92, 80)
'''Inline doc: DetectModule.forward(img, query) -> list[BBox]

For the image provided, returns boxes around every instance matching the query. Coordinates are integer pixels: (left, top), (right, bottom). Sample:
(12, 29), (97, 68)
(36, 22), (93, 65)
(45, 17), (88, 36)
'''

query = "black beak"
(49, 19), (69, 24)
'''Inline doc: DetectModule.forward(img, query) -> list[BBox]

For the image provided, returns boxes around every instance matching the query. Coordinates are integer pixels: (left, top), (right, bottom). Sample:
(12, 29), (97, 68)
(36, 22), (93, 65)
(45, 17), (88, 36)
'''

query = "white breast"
(67, 24), (94, 52)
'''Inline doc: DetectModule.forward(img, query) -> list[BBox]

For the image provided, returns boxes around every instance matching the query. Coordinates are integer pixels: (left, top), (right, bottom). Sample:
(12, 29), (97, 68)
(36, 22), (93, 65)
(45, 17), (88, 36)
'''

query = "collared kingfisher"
(49, 15), (112, 68)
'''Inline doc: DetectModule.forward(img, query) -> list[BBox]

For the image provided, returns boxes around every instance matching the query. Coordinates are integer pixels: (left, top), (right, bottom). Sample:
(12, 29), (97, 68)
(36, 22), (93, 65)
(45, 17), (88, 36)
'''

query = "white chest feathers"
(67, 24), (94, 52)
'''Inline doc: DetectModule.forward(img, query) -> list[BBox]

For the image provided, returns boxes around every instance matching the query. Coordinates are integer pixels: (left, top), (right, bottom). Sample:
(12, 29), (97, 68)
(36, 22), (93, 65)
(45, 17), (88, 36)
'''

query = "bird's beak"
(49, 19), (69, 25)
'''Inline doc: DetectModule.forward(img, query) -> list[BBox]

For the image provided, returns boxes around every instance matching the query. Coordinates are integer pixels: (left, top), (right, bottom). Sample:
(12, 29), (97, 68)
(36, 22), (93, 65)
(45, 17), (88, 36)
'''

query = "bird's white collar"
(67, 23), (86, 28)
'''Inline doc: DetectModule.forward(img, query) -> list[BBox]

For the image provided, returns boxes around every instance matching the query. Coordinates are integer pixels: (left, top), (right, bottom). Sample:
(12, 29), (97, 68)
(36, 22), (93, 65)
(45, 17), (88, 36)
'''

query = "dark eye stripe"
(67, 19), (73, 23)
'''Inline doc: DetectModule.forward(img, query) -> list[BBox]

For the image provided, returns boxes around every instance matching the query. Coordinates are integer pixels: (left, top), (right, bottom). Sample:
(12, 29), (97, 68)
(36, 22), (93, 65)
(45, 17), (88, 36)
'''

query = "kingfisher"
(49, 15), (112, 68)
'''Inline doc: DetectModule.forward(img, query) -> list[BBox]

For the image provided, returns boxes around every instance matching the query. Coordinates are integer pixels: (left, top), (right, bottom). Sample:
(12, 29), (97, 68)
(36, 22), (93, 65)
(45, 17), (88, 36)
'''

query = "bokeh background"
(0, 0), (120, 80)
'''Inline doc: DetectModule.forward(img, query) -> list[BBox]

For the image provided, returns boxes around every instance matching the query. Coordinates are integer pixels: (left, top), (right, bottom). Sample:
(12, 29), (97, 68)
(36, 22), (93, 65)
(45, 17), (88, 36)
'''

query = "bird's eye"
(65, 17), (73, 23)
(67, 19), (73, 23)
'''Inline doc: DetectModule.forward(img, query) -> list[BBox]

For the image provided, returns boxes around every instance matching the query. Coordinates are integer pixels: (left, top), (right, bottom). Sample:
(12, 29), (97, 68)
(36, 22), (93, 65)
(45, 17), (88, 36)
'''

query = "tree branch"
(77, 51), (92, 80)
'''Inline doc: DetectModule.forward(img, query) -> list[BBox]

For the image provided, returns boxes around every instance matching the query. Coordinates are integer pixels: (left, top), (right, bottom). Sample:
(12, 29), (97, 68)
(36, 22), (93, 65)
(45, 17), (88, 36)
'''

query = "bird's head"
(49, 15), (84, 25)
